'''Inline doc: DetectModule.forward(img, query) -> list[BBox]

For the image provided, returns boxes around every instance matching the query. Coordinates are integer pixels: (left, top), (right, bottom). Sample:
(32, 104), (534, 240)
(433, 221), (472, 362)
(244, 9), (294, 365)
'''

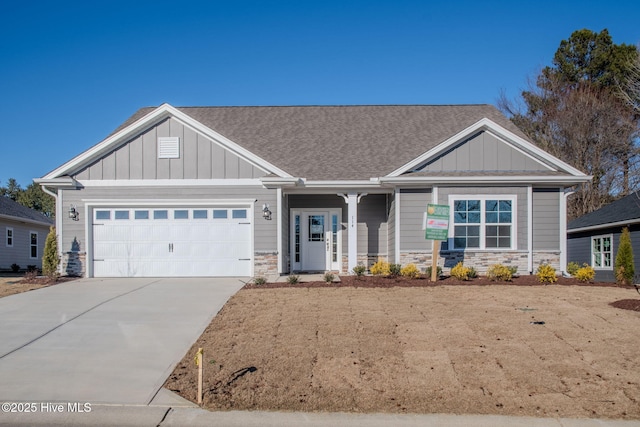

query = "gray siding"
(437, 186), (528, 250)
(532, 188), (560, 250)
(59, 186), (277, 256)
(74, 118), (267, 180)
(0, 219), (49, 270)
(421, 131), (546, 172)
(399, 189), (433, 251)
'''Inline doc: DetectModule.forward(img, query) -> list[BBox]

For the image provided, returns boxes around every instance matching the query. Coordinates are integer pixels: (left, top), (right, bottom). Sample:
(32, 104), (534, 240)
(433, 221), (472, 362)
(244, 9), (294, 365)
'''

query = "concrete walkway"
(0, 277), (245, 405)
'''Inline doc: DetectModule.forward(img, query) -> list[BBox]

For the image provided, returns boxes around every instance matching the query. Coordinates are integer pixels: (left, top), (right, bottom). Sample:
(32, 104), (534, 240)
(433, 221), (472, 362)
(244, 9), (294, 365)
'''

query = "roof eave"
(568, 218), (640, 234)
(0, 213), (53, 227)
(379, 175), (592, 185)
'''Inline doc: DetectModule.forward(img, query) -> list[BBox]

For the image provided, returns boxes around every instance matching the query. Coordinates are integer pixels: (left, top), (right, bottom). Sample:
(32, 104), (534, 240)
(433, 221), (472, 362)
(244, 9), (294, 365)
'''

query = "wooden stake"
(196, 348), (203, 404)
(431, 240), (440, 282)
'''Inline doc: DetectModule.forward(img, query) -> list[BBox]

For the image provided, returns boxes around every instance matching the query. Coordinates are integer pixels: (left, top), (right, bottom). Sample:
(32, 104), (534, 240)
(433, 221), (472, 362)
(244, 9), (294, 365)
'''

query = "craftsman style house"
(36, 104), (590, 277)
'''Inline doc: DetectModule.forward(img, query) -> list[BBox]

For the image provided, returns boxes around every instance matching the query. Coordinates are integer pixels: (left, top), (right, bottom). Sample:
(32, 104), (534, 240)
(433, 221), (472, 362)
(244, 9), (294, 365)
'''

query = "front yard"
(166, 280), (640, 419)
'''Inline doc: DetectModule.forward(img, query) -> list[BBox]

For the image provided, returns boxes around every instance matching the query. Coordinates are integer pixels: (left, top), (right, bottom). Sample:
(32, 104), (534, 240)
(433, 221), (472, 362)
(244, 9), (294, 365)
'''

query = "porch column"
(347, 192), (358, 273)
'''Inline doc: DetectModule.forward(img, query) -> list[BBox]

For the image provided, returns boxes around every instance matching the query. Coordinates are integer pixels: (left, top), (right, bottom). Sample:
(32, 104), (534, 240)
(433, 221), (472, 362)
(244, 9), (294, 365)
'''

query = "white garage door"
(92, 207), (252, 277)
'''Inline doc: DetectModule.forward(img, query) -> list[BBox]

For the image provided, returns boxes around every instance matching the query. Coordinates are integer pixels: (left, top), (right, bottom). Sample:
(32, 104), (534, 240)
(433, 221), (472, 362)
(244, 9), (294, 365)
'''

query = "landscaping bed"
(0, 274), (77, 298)
(166, 275), (640, 419)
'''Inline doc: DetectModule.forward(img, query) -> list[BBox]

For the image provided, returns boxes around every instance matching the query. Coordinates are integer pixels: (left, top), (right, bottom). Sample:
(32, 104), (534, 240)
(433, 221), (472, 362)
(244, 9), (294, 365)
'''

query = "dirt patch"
(0, 275), (77, 298)
(610, 299), (640, 312)
(166, 278), (640, 419)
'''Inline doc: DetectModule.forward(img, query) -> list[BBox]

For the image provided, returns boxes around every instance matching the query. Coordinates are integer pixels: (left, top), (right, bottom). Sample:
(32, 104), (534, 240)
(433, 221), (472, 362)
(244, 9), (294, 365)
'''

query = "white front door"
(301, 212), (328, 271)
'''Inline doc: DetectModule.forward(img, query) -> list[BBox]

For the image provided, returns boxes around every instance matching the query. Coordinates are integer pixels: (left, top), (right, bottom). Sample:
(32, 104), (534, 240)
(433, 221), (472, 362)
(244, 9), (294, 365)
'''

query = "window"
(592, 235), (613, 269)
(232, 209), (247, 219)
(294, 215), (300, 263)
(174, 210), (189, 219)
(309, 215), (324, 241)
(6, 227), (13, 247)
(213, 210), (228, 219)
(114, 210), (129, 220)
(96, 210), (110, 220)
(450, 196), (515, 250)
(332, 214), (339, 262)
(134, 210), (149, 220)
(30, 232), (38, 259)
(193, 209), (208, 219)
(153, 210), (168, 219)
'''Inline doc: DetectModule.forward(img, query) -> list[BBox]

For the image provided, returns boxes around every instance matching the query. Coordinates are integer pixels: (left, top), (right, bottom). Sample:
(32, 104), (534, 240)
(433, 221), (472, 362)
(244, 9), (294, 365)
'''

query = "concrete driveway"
(0, 277), (244, 405)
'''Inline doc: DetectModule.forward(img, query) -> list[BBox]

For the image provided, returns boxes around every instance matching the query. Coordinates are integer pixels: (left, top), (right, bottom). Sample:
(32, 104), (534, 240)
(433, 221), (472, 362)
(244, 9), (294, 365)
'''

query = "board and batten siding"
(420, 131), (546, 172)
(74, 117), (266, 181)
(0, 219), (49, 269)
(437, 186), (529, 250)
(532, 188), (561, 250)
(59, 186), (278, 256)
(399, 189), (433, 252)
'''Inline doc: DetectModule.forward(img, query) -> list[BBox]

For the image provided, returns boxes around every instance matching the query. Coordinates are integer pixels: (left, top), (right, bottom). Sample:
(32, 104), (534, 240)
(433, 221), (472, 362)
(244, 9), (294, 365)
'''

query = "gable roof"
(42, 103), (590, 184)
(568, 191), (640, 233)
(0, 197), (54, 227)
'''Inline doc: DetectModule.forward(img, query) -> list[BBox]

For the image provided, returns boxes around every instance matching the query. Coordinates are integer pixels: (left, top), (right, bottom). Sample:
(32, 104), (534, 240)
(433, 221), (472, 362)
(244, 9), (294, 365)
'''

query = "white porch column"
(347, 192), (358, 273)
(276, 187), (283, 274)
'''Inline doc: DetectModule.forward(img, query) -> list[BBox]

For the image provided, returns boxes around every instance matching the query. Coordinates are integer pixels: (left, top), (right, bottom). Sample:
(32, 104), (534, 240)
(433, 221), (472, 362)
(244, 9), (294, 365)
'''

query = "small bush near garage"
(370, 260), (390, 276)
(487, 264), (513, 281)
(400, 263), (420, 279)
(425, 265), (442, 279)
(536, 264), (557, 283)
(574, 264), (595, 282)
(42, 226), (59, 279)
(615, 227), (635, 285)
(10, 264), (20, 273)
(252, 277), (267, 286)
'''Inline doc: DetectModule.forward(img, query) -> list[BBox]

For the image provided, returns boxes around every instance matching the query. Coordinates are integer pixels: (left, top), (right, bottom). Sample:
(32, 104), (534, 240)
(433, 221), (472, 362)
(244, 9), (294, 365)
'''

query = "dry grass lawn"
(166, 285), (640, 419)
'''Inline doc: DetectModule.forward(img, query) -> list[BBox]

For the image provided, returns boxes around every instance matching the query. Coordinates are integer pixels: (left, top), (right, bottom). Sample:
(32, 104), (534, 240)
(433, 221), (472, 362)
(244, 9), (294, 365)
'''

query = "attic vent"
(158, 137), (180, 159)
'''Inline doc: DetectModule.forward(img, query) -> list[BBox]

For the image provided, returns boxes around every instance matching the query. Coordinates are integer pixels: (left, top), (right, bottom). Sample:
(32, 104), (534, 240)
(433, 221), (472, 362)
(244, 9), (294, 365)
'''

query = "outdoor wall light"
(262, 203), (272, 220)
(69, 204), (79, 221)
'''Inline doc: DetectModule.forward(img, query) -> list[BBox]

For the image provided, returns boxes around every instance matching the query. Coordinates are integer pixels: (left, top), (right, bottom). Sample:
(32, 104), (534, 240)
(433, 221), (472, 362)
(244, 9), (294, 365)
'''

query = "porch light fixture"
(69, 204), (79, 221)
(262, 203), (272, 220)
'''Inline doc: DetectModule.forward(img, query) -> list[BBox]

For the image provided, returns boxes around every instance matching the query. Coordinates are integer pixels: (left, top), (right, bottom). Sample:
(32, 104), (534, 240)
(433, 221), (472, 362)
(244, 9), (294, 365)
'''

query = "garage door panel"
(92, 206), (253, 277)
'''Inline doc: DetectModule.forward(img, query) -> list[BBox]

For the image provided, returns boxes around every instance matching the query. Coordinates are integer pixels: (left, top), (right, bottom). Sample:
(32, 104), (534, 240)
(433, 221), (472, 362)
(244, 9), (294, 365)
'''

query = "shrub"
(615, 227), (635, 285)
(566, 261), (580, 276)
(536, 264), (557, 283)
(324, 272), (335, 283)
(400, 263), (420, 279)
(42, 226), (59, 279)
(574, 264), (595, 282)
(450, 262), (471, 280)
(507, 265), (518, 277)
(252, 277), (267, 286)
(486, 264), (513, 281)
(425, 265), (442, 279)
(287, 275), (300, 284)
(26, 265), (37, 273)
(352, 265), (366, 276)
(468, 266), (478, 279)
(389, 263), (402, 277)
(370, 260), (390, 276)
(10, 263), (20, 273)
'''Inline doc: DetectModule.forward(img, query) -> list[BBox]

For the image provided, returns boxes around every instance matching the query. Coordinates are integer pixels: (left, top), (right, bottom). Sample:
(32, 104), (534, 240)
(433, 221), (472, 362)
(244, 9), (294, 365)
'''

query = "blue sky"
(1, 0), (638, 187)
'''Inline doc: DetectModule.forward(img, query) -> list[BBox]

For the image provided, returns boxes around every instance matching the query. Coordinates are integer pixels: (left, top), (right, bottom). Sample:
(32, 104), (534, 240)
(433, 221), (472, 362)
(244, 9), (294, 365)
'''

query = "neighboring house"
(567, 191), (640, 282)
(0, 196), (54, 271)
(35, 103), (590, 278)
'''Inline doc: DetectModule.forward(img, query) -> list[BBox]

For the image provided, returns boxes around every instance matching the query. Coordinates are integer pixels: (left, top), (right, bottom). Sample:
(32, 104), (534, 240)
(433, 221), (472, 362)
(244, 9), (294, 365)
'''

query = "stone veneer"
(254, 252), (278, 277)
(62, 251), (86, 277)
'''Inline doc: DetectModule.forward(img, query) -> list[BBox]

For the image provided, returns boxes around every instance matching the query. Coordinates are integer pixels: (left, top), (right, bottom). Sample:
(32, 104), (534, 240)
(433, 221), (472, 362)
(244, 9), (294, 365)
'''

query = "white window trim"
(6, 227), (13, 247)
(591, 234), (613, 270)
(29, 231), (38, 259)
(447, 195), (517, 251)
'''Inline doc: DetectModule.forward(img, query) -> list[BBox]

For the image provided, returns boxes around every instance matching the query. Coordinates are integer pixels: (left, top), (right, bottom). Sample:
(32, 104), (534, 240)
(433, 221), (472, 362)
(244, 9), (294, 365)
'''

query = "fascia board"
(42, 103), (292, 180)
(0, 214), (53, 227)
(34, 177), (79, 188)
(568, 218), (640, 234)
(379, 175), (592, 185)
(76, 179), (264, 187)
(387, 118), (589, 178)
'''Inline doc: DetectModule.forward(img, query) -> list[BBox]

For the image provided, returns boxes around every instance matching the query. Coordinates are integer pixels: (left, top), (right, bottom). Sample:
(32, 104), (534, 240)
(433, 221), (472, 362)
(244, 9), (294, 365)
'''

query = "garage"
(91, 206), (252, 277)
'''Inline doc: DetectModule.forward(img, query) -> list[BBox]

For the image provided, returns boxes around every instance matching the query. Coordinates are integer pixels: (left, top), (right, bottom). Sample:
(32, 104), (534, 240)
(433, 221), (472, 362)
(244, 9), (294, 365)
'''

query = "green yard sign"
(425, 204), (450, 241)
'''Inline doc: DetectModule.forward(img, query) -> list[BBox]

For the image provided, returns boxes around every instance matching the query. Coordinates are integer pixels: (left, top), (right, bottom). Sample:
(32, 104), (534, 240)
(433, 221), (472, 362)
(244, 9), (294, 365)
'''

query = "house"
(35, 103), (590, 278)
(0, 196), (54, 271)
(567, 191), (640, 282)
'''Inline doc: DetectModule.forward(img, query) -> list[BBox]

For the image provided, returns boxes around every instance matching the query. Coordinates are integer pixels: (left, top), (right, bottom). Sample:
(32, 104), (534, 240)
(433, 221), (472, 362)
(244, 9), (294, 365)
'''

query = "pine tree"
(615, 227), (635, 285)
(42, 227), (59, 278)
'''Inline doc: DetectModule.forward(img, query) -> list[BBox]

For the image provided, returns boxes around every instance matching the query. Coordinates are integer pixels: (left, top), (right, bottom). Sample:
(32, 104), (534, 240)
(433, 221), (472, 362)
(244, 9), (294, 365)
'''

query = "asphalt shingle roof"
(568, 191), (640, 230)
(0, 197), (54, 225)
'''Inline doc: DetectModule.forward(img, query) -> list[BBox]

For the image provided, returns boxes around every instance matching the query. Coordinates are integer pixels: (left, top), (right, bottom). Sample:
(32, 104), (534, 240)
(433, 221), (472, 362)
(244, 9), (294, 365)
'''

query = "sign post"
(425, 204), (450, 281)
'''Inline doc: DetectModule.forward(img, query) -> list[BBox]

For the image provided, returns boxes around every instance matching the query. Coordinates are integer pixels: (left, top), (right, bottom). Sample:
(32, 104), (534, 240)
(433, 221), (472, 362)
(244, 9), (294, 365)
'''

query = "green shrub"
(468, 266), (478, 279)
(252, 277), (267, 286)
(486, 264), (513, 281)
(42, 226), (59, 279)
(566, 261), (580, 276)
(450, 262), (471, 280)
(10, 263), (20, 273)
(507, 265), (518, 277)
(574, 264), (595, 282)
(324, 272), (335, 283)
(352, 265), (366, 276)
(389, 263), (402, 277)
(536, 264), (557, 283)
(287, 275), (300, 284)
(615, 227), (635, 285)
(371, 260), (390, 276)
(425, 265), (442, 279)
(400, 263), (420, 279)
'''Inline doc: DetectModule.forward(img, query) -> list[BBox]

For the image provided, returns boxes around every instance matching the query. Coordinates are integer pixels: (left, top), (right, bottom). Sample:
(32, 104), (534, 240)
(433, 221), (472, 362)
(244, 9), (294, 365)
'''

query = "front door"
(301, 212), (328, 271)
